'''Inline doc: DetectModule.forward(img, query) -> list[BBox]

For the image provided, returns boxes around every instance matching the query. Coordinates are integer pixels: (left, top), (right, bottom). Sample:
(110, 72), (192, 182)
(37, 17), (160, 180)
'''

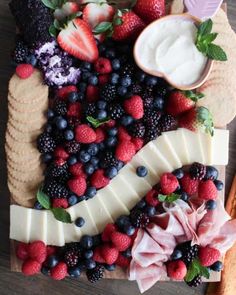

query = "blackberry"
(186, 275), (202, 287)
(84, 103), (96, 117)
(160, 114), (177, 132)
(100, 84), (117, 102)
(128, 121), (145, 138)
(129, 83), (142, 95)
(67, 117), (80, 129)
(120, 63), (135, 78)
(143, 109), (161, 126)
(12, 40), (29, 64)
(131, 210), (150, 228)
(64, 250), (79, 267)
(86, 265), (105, 283)
(53, 130), (65, 145)
(145, 126), (161, 142)
(101, 151), (119, 169)
(189, 162), (206, 180)
(176, 241), (199, 266)
(155, 85), (169, 98)
(42, 180), (69, 199)
(37, 132), (56, 154)
(65, 242), (83, 257)
(142, 91), (154, 109)
(54, 100), (67, 116)
(108, 103), (124, 120)
(65, 140), (80, 154)
(46, 162), (69, 178)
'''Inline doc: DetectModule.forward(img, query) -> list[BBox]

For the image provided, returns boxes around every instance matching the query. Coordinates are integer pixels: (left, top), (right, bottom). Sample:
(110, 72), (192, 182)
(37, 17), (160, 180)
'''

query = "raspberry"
(93, 246), (106, 263)
(160, 173), (179, 195)
(57, 86), (77, 99)
(28, 241), (47, 264)
(51, 262), (68, 280)
(118, 126), (131, 141)
(180, 173), (199, 195)
(198, 180), (217, 200)
(69, 163), (87, 178)
(189, 162), (206, 180)
(111, 232), (131, 251)
(68, 176), (87, 196)
(67, 102), (82, 117)
(75, 124), (96, 144)
(94, 127), (106, 143)
(102, 223), (117, 242)
(91, 169), (110, 189)
(46, 246), (56, 257)
(52, 198), (68, 209)
(131, 138), (144, 151)
(199, 246), (220, 267)
(54, 146), (69, 160)
(94, 57), (112, 74)
(101, 244), (119, 265)
(167, 260), (187, 280)
(116, 253), (131, 268)
(115, 140), (136, 162)
(145, 189), (159, 207)
(98, 74), (109, 85)
(124, 95), (144, 120)
(86, 85), (99, 102)
(22, 259), (41, 276)
(86, 265), (105, 283)
(16, 64), (34, 79)
(16, 242), (29, 261)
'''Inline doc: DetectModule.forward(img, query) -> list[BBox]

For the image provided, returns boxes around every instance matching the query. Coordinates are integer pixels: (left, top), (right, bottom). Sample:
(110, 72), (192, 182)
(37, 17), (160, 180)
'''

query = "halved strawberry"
(134, 0), (165, 24)
(57, 18), (99, 62)
(62, 2), (80, 16)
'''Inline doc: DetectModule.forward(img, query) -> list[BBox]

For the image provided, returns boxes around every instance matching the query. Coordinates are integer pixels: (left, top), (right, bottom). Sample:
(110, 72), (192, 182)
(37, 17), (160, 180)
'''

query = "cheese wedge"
(29, 209), (47, 243)
(46, 211), (65, 246)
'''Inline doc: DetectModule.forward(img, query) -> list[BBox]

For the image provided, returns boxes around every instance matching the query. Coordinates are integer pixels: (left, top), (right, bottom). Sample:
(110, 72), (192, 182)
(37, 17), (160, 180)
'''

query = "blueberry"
(136, 166), (148, 177)
(121, 115), (133, 126)
(79, 150), (91, 163)
(117, 86), (128, 96)
(106, 136), (117, 147)
(98, 142), (105, 151)
(67, 156), (77, 166)
(77, 92), (85, 102)
(205, 166), (219, 180)
(68, 195), (78, 206)
(153, 97), (165, 110)
(68, 91), (79, 103)
(117, 160), (124, 171)
(180, 191), (189, 202)
(136, 71), (146, 82)
(88, 75), (98, 86)
(145, 206), (156, 217)
(105, 166), (118, 179)
(42, 153), (52, 163)
(210, 261), (223, 272)
(112, 59), (121, 70)
(84, 163), (95, 175)
(47, 255), (59, 268)
(47, 109), (54, 119)
(116, 215), (130, 229)
(55, 116), (67, 130)
(80, 235), (93, 249)
(123, 224), (136, 236)
(93, 235), (102, 247)
(82, 71), (92, 81)
(120, 76), (132, 87)
(75, 217), (85, 228)
(77, 261), (86, 271)
(97, 100), (107, 110)
(136, 199), (146, 209)
(90, 156), (99, 167)
(206, 199), (217, 210)
(81, 61), (92, 71)
(107, 127), (118, 137)
(85, 187), (97, 199)
(145, 76), (158, 86)
(45, 124), (52, 133)
(85, 259), (96, 270)
(173, 168), (184, 179)
(105, 49), (116, 59)
(78, 195), (86, 202)
(171, 249), (183, 260)
(105, 264), (116, 271)
(26, 54), (37, 66)
(97, 110), (107, 120)
(84, 250), (93, 259)
(41, 266), (50, 276)
(214, 180), (224, 191)
(64, 129), (74, 141)
(110, 73), (120, 85)
(78, 82), (87, 93)
(34, 201), (43, 210)
(87, 143), (99, 156)
(68, 266), (81, 278)
(122, 248), (132, 258)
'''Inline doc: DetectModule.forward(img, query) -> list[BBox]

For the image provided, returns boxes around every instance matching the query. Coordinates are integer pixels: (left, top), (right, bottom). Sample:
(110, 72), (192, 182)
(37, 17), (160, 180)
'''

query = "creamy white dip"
(135, 18), (208, 86)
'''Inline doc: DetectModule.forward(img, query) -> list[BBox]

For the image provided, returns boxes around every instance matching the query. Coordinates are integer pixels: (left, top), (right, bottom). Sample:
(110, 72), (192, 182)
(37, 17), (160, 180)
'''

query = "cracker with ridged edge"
(8, 181), (37, 208)
(8, 93), (48, 113)
(7, 157), (41, 172)
(8, 105), (46, 124)
(5, 143), (39, 163)
(7, 122), (43, 143)
(5, 132), (38, 155)
(8, 164), (44, 184)
(8, 116), (46, 133)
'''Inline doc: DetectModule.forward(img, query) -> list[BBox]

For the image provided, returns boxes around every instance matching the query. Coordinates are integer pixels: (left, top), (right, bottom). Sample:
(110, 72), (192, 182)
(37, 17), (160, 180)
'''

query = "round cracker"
(8, 164), (44, 184)
(8, 94), (48, 113)
(8, 105), (46, 124)
(8, 174), (44, 193)
(7, 156), (41, 172)
(9, 116), (46, 133)
(8, 181), (37, 208)
(11, 193), (36, 208)
(5, 132), (38, 154)
(5, 143), (39, 163)
(7, 122), (43, 143)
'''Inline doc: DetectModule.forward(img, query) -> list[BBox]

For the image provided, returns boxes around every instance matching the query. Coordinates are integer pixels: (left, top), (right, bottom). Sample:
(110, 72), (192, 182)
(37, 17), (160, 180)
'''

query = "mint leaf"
(86, 116), (110, 128)
(201, 33), (218, 44)
(197, 106), (214, 136)
(184, 90), (204, 102)
(199, 264), (210, 279)
(158, 193), (180, 203)
(42, 0), (57, 9)
(198, 19), (213, 38)
(207, 44), (227, 61)
(37, 189), (51, 210)
(158, 194), (167, 202)
(51, 208), (72, 223)
(93, 22), (113, 34)
(185, 259), (201, 282)
(196, 41), (208, 54)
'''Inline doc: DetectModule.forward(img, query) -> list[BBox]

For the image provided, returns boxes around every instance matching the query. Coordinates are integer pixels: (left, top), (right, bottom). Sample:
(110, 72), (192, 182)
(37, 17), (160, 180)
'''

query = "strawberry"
(68, 176), (87, 196)
(124, 95), (144, 120)
(67, 102), (82, 118)
(112, 11), (145, 41)
(116, 253), (131, 268)
(198, 180), (217, 200)
(167, 260), (187, 280)
(160, 173), (179, 195)
(57, 18), (99, 62)
(118, 126), (131, 141)
(102, 223), (117, 242)
(69, 162), (87, 178)
(91, 169), (110, 189)
(54, 146), (69, 160)
(166, 91), (204, 117)
(75, 124), (97, 143)
(22, 259), (41, 276)
(115, 140), (136, 162)
(131, 138), (144, 151)
(62, 2), (80, 16)
(180, 173), (199, 195)
(51, 262), (68, 280)
(178, 106), (214, 136)
(199, 246), (220, 267)
(28, 241), (47, 264)
(94, 58), (112, 74)
(93, 246), (106, 263)
(98, 74), (110, 85)
(94, 127), (106, 143)
(145, 189), (160, 207)
(101, 244), (119, 265)
(52, 199), (69, 209)
(57, 86), (77, 99)
(16, 242), (29, 261)
(111, 232), (131, 252)
(16, 64), (34, 79)
(134, 0), (165, 24)
(86, 85), (99, 102)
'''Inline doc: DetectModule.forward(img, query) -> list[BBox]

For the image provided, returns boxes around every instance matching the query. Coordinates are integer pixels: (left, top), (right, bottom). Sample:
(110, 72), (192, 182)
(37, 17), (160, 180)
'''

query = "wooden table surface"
(0, 1), (236, 294)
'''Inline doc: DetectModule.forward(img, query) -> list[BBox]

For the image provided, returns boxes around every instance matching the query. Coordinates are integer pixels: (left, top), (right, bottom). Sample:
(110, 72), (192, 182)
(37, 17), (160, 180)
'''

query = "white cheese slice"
(29, 209), (47, 243)
(63, 207), (82, 243)
(198, 132), (211, 164)
(46, 211), (65, 246)
(210, 129), (229, 165)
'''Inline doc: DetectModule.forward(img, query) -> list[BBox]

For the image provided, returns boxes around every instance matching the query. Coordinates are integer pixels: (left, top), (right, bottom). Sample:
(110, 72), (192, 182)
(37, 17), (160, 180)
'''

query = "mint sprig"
(37, 188), (72, 223)
(158, 193), (181, 203)
(197, 106), (214, 136)
(86, 116), (110, 128)
(196, 19), (227, 61)
(184, 90), (205, 103)
(185, 258), (210, 283)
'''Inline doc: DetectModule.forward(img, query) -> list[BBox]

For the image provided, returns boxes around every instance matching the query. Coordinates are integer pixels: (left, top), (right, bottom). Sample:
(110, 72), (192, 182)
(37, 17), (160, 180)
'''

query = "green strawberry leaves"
(158, 193), (181, 203)
(196, 19), (227, 61)
(86, 116), (110, 128)
(197, 106), (214, 136)
(37, 188), (72, 223)
(42, 0), (67, 9)
(184, 90), (205, 103)
(185, 258), (210, 283)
